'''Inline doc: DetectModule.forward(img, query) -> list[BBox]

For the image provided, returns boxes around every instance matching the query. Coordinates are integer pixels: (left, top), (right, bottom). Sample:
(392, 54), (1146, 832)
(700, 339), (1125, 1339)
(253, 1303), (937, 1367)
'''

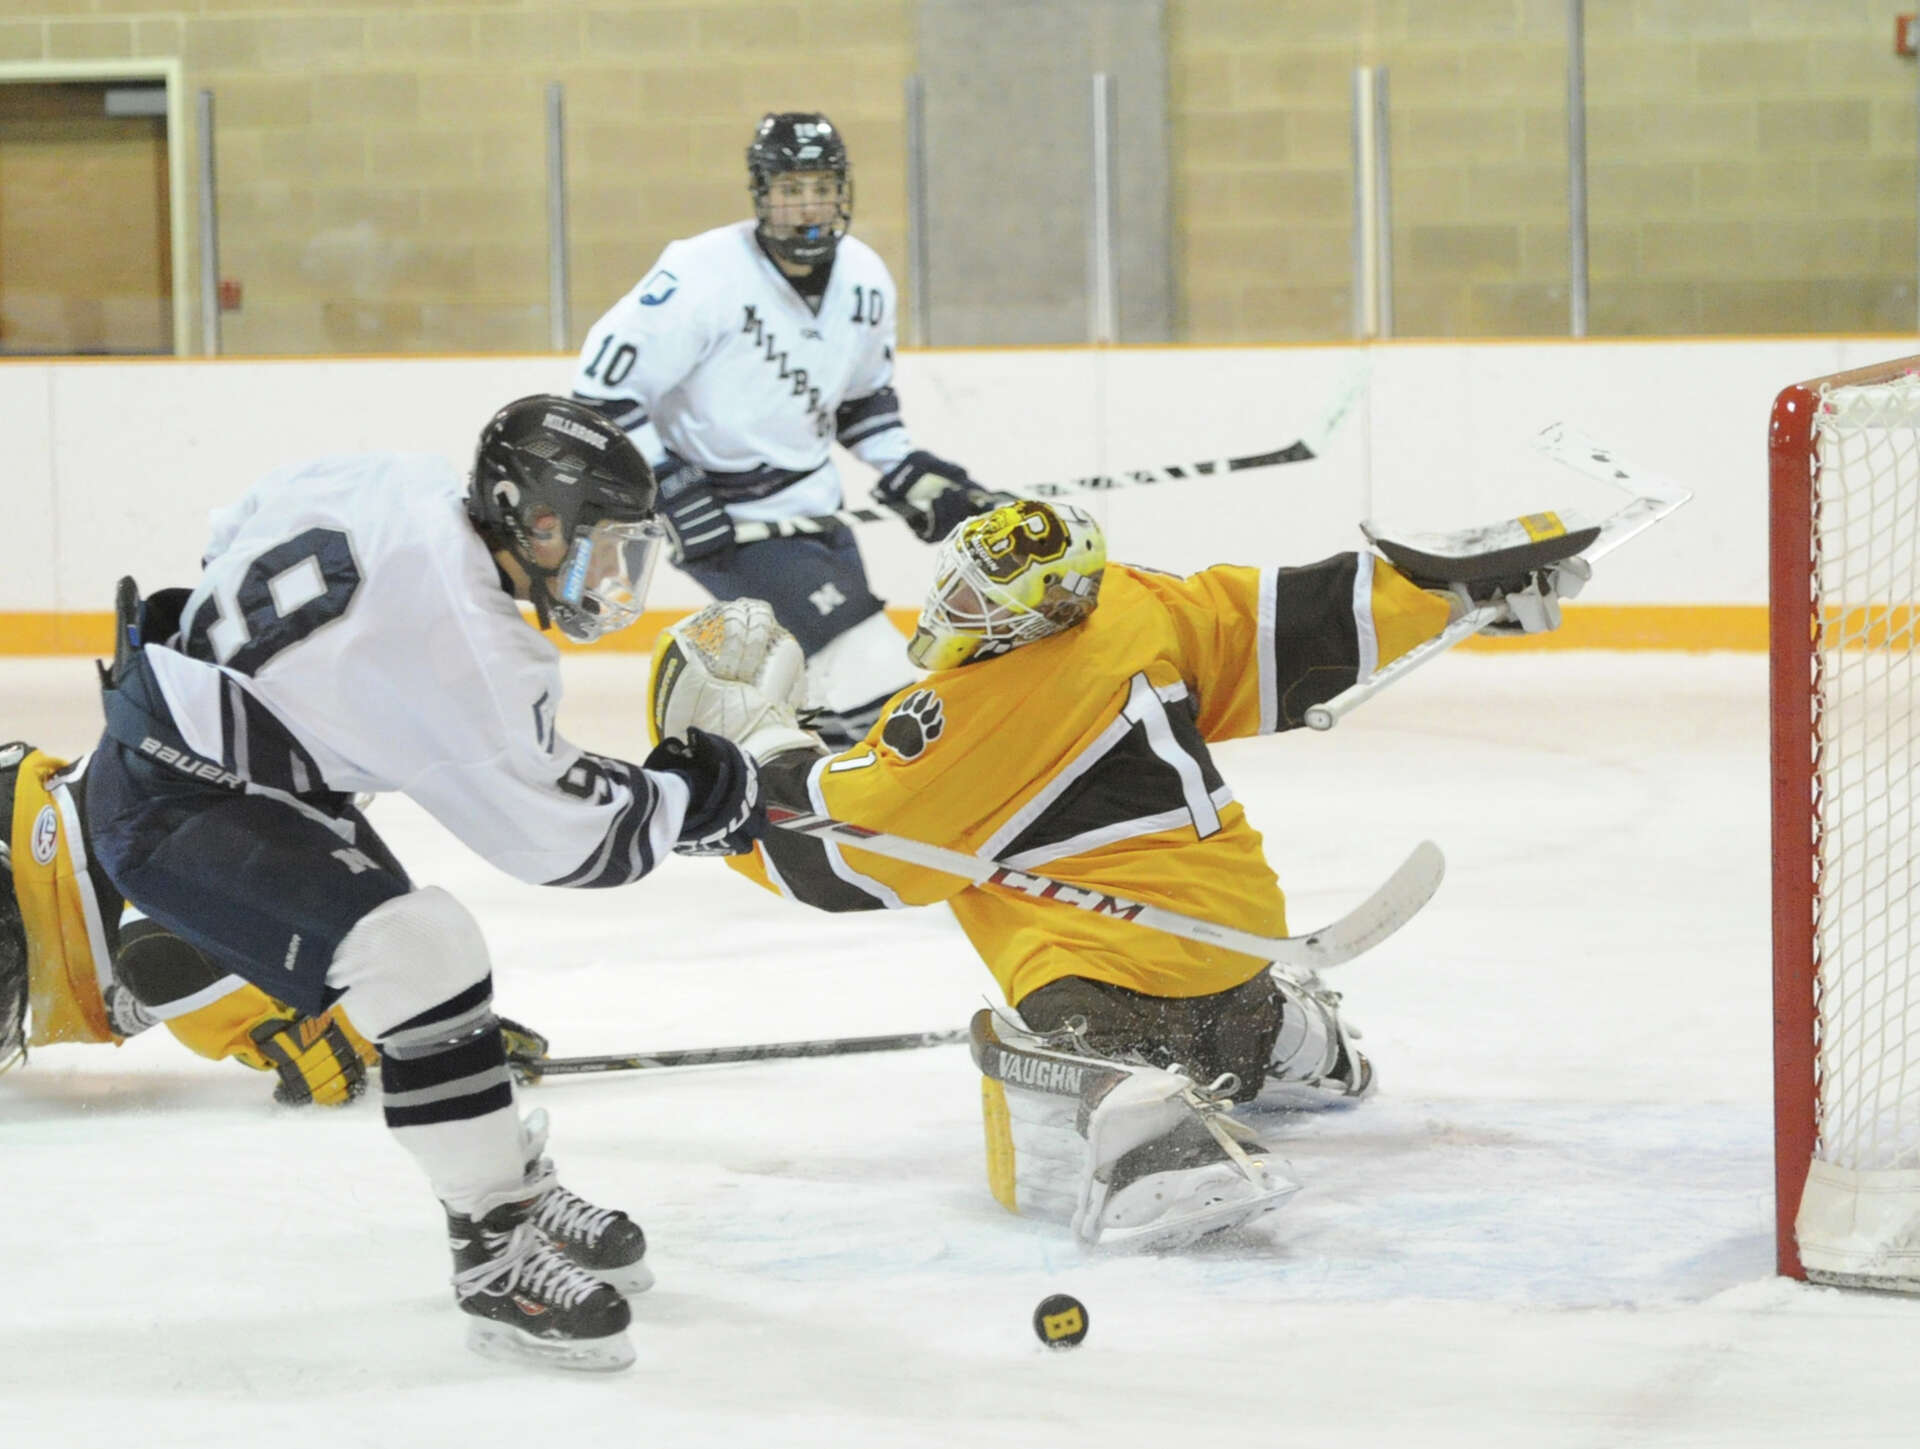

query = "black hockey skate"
(520, 1108), (653, 1295)
(447, 1187), (634, 1372)
(530, 1181), (653, 1295)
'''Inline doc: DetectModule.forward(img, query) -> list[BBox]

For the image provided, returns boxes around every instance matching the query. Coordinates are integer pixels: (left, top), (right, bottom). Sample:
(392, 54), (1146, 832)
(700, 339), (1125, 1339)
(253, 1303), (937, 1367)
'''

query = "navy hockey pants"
(84, 738), (410, 1019)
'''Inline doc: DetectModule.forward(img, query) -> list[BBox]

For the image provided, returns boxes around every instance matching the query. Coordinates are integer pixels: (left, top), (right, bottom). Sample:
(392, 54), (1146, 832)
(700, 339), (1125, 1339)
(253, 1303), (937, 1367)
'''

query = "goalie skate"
(1258, 967), (1375, 1110)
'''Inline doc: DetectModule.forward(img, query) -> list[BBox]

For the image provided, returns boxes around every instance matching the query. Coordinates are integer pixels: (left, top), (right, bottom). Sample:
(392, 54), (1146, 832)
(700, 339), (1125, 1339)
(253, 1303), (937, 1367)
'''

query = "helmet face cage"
(469, 397), (661, 639)
(748, 112), (852, 269)
(907, 501), (1106, 671)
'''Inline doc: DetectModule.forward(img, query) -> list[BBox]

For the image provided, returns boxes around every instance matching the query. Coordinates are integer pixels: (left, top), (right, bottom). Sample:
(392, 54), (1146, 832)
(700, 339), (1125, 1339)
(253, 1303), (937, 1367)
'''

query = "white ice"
(6, 649), (1918, 1449)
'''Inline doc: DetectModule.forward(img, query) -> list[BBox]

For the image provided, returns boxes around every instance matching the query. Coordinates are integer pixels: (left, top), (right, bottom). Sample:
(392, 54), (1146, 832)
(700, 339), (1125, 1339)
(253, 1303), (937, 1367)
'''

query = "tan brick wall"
(7, 2), (1917, 349)
(6, 1), (912, 355)
(1170, 0), (1920, 339)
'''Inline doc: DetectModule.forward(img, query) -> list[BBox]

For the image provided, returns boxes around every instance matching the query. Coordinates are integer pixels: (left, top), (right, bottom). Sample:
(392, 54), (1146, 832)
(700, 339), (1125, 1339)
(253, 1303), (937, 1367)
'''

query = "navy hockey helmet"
(468, 396), (666, 643)
(747, 112), (853, 269)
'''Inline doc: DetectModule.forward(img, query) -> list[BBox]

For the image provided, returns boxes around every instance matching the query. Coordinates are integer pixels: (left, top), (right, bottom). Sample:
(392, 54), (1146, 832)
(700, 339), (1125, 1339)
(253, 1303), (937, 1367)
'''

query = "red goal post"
(1772, 352), (1920, 1287)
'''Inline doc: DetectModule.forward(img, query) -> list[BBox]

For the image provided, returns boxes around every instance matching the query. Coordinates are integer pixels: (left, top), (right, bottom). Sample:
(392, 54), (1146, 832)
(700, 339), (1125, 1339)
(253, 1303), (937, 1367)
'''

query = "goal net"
(1773, 353), (1920, 1288)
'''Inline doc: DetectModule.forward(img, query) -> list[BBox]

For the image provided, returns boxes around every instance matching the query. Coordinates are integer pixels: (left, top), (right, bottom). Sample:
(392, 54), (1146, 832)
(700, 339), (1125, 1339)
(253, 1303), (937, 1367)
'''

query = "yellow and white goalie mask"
(907, 500), (1106, 671)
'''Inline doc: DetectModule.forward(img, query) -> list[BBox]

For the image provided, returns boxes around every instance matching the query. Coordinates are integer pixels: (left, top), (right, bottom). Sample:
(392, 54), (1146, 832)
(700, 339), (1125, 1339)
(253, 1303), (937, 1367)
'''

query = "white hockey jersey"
(570, 220), (913, 522)
(139, 453), (689, 888)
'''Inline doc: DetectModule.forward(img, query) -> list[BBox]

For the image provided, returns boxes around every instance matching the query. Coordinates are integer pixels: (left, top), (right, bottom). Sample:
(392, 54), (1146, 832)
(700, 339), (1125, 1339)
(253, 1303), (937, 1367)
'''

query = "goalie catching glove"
(1364, 512), (1594, 635)
(648, 599), (820, 764)
(872, 450), (1012, 543)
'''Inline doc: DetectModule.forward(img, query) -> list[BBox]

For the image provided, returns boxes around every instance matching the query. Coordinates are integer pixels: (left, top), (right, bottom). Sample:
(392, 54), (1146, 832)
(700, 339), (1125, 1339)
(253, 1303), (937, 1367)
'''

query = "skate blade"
(592, 1259), (655, 1296)
(1095, 1178), (1301, 1251)
(465, 1318), (636, 1373)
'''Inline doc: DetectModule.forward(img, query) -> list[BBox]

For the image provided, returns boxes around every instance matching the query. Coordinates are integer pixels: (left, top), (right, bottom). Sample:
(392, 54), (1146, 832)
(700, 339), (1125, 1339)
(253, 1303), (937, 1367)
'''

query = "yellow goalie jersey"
(5, 746), (361, 1074)
(728, 554), (1452, 1006)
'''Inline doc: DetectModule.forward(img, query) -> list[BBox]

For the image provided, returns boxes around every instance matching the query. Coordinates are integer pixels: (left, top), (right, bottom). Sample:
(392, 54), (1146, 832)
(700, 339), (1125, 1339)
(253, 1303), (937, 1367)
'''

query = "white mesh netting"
(1810, 377), (1920, 1219)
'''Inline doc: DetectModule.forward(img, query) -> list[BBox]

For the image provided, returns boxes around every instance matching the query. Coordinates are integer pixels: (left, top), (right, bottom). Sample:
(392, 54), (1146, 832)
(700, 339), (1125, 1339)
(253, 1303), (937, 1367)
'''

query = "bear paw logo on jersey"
(880, 689), (945, 761)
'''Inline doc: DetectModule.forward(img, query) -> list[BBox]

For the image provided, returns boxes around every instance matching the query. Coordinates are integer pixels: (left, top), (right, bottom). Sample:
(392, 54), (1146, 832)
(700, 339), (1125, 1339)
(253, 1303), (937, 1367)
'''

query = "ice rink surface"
(8, 647), (1920, 1448)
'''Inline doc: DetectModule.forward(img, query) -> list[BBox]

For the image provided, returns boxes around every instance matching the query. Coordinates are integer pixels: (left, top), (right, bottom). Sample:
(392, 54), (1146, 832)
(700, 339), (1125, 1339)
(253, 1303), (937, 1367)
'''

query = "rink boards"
(2, 335), (1912, 652)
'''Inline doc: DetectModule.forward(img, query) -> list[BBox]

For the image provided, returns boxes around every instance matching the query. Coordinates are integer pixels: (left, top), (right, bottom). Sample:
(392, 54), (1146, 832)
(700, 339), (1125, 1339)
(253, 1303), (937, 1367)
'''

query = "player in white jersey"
(82, 396), (765, 1372)
(571, 111), (1006, 746)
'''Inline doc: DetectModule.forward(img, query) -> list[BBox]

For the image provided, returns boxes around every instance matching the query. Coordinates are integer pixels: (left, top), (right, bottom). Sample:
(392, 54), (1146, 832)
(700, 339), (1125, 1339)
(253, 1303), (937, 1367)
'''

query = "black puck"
(1033, 1293), (1089, 1349)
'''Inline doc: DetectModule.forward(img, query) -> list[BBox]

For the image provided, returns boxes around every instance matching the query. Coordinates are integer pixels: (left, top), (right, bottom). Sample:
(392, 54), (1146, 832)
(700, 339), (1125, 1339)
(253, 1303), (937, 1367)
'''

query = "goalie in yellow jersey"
(1, 740), (543, 1106)
(648, 498), (1587, 1249)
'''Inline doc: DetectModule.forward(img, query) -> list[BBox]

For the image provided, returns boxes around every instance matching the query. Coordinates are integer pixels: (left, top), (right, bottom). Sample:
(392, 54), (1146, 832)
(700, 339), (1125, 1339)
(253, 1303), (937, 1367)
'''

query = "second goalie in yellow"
(2, 741), (553, 1106)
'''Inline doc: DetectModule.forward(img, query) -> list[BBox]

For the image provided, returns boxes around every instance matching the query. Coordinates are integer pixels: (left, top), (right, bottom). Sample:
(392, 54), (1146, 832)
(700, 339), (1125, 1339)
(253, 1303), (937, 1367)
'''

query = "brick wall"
(7, 1), (1915, 349)
(1170, 0), (1920, 340)
(4, 1), (912, 354)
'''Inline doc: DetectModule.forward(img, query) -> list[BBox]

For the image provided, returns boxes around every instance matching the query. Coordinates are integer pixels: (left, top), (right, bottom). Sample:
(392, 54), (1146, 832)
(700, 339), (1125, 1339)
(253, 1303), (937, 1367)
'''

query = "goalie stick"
(763, 803), (1444, 971)
(510, 1027), (968, 1082)
(1302, 422), (1695, 731)
(731, 361), (1370, 545)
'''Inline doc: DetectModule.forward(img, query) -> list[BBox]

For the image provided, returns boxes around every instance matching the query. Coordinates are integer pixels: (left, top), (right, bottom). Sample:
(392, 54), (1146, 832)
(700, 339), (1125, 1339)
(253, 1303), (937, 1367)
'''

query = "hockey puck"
(1032, 1293), (1089, 1349)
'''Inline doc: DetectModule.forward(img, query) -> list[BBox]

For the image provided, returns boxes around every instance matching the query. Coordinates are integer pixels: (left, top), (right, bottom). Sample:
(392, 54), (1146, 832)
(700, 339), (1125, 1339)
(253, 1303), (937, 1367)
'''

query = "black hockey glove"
(872, 450), (1012, 543)
(656, 453), (734, 566)
(644, 726), (766, 857)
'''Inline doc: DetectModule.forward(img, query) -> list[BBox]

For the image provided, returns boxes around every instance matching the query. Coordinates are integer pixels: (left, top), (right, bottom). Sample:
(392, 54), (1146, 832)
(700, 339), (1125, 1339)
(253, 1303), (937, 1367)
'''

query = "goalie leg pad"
(971, 1010), (1299, 1250)
(1015, 971), (1284, 1104)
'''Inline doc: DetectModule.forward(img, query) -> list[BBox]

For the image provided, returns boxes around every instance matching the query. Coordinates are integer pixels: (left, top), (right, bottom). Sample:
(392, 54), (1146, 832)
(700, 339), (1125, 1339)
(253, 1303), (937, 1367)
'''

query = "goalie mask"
(468, 395), (666, 643)
(747, 112), (852, 269)
(907, 501), (1106, 671)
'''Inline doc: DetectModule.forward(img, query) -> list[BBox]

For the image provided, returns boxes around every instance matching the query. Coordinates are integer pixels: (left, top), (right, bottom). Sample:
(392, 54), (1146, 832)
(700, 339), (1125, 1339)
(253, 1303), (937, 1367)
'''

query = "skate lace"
(534, 1184), (620, 1248)
(452, 1222), (605, 1310)
(1185, 1074), (1273, 1175)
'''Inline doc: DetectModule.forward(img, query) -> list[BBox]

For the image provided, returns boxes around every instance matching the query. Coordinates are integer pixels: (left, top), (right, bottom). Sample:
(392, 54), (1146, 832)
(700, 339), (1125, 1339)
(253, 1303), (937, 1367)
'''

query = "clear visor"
(554, 517), (666, 641)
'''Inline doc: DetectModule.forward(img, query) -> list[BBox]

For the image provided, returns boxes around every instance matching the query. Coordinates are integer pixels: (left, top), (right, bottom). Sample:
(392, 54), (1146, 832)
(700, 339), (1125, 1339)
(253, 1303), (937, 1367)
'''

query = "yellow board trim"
(0, 604), (1776, 657)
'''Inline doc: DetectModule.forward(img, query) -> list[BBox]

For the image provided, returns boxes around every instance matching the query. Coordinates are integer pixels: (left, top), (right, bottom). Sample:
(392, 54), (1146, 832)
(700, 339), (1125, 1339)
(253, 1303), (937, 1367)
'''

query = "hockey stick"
(764, 803), (1443, 971)
(731, 361), (1370, 545)
(510, 1027), (968, 1082)
(1302, 423), (1696, 731)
